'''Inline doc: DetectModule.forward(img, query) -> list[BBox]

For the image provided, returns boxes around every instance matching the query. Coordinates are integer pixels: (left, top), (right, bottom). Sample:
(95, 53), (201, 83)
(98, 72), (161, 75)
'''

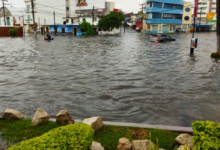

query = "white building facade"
(0, 7), (23, 26)
(23, 0), (65, 33)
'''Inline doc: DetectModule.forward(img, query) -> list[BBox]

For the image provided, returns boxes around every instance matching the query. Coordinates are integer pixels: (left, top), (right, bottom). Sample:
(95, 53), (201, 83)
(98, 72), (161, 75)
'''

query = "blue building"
(143, 0), (192, 33)
(48, 25), (80, 35)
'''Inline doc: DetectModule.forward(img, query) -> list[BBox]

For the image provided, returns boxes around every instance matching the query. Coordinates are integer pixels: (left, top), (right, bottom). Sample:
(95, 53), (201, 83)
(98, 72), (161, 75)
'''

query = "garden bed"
(0, 119), (179, 150)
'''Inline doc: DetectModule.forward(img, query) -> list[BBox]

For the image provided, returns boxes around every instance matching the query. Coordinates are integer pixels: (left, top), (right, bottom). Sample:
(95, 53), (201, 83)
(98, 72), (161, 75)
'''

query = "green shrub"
(7, 123), (94, 150)
(8, 29), (18, 36)
(192, 121), (220, 150)
(211, 52), (220, 58)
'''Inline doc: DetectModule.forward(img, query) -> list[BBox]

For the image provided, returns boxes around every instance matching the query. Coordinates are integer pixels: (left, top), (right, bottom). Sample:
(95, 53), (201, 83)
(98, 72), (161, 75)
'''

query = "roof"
(0, 7), (24, 17)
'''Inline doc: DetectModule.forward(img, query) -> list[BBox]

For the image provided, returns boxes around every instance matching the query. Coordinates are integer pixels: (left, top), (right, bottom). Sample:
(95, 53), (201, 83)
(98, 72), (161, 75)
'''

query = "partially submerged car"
(176, 28), (186, 33)
(149, 34), (176, 42)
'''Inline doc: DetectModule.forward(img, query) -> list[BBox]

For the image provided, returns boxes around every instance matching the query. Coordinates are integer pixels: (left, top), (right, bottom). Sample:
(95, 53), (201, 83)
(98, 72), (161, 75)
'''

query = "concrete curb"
(49, 118), (193, 133)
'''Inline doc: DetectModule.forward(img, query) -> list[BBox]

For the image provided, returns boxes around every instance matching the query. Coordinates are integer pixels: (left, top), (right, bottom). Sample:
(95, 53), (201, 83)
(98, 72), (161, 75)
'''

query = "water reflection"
(0, 30), (218, 126)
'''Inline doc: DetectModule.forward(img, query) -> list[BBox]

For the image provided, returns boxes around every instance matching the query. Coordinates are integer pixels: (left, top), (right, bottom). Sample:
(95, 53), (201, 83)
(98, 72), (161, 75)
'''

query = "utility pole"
(199, 9), (202, 32)
(53, 11), (56, 35)
(124, 17), (125, 33)
(190, 6), (197, 55)
(92, 5), (94, 27)
(139, 4), (145, 32)
(31, 0), (36, 37)
(217, 0), (220, 52)
(1, 0), (6, 26)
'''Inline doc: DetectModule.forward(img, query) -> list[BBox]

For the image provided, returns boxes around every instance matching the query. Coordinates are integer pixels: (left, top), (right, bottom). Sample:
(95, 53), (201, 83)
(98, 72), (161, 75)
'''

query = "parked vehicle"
(149, 34), (176, 42)
(176, 28), (185, 33)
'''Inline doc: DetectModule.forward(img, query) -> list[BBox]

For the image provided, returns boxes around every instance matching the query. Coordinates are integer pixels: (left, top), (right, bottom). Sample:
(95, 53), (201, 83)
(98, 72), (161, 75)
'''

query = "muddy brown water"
(0, 30), (219, 127)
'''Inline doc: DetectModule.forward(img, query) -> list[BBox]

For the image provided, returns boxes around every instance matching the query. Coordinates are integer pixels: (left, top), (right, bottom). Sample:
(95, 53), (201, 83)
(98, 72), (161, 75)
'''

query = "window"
(173, 25), (176, 30)
(66, 19), (69, 23)
(152, 13), (161, 19)
(164, 4), (174, 9)
(182, 24), (186, 30)
(198, 7), (207, 10)
(184, 16), (189, 21)
(66, 7), (69, 11)
(170, 25), (173, 31)
(152, 25), (158, 31)
(212, 2), (216, 5)
(185, 8), (190, 12)
(212, 7), (216, 10)
(150, 2), (153, 7)
(71, 19), (74, 23)
(153, 2), (162, 8)
(174, 5), (183, 10)
(163, 14), (172, 19)
(147, 24), (150, 29)
(162, 25), (169, 31)
(173, 14), (183, 19)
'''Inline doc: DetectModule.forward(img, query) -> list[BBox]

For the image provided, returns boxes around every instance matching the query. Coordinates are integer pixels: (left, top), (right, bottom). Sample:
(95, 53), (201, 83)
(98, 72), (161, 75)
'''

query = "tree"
(80, 20), (94, 35)
(138, 11), (143, 15)
(98, 11), (125, 30)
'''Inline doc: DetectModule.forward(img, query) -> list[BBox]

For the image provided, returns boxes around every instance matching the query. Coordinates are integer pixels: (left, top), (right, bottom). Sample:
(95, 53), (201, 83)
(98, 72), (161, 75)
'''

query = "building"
(23, 0), (65, 33)
(0, 7), (23, 26)
(194, 0), (216, 22)
(64, 0), (115, 27)
(143, 0), (192, 33)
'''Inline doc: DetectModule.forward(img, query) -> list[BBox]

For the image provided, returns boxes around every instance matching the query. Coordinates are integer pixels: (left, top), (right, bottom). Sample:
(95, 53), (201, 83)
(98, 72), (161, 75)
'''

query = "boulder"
(177, 145), (190, 150)
(31, 108), (49, 126)
(2, 109), (24, 120)
(132, 140), (151, 150)
(117, 138), (132, 150)
(90, 141), (104, 150)
(82, 117), (103, 131)
(56, 110), (74, 125)
(175, 134), (193, 149)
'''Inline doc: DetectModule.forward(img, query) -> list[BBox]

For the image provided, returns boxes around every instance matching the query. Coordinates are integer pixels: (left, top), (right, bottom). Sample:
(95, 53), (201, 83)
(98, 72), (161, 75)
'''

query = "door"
(74, 28), (77, 35)
(7, 17), (10, 26)
(46, 27), (49, 32)
(62, 28), (65, 33)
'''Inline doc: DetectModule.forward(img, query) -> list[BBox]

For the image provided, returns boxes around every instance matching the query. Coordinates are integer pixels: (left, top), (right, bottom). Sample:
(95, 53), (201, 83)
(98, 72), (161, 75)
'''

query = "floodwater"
(0, 29), (219, 127)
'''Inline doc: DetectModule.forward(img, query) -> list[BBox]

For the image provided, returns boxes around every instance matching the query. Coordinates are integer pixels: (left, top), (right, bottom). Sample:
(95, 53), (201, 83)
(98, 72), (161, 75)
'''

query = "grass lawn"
(0, 119), (179, 150)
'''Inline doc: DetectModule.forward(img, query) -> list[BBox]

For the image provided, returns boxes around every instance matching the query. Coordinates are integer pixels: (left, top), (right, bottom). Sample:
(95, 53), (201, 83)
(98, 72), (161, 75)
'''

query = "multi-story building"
(64, 0), (115, 27)
(194, 0), (216, 22)
(143, 0), (192, 33)
(23, 0), (65, 33)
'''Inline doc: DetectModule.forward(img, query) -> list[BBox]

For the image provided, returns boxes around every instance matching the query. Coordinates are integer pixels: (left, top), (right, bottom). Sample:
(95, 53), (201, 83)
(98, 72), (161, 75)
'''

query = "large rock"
(175, 134), (193, 149)
(2, 109), (24, 120)
(56, 110), (74, 125)
(132, 140), (151, 150)
(82, 117), (103, 131)
(117, 138), (132, 150)
(31, 108), (49, 126)
(177, 145), (190, 150)
(90, 141), (104, 150)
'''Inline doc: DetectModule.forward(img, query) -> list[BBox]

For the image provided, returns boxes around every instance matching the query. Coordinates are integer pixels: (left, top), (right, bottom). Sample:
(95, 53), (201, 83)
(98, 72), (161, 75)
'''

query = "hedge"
(192, 121), (220, 150)
(7, 123), (94, 150)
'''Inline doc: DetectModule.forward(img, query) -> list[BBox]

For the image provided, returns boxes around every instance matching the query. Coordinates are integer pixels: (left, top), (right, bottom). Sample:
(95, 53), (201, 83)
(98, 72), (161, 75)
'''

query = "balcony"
(24, 8), (36, 13)
(146, 18), (182, 24)
(146, 7), (183, 14)
(146, 0), (184, 5)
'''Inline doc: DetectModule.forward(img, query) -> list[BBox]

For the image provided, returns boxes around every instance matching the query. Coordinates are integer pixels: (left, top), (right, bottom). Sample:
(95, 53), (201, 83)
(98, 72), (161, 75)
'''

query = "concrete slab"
(49, 118), (193, 133)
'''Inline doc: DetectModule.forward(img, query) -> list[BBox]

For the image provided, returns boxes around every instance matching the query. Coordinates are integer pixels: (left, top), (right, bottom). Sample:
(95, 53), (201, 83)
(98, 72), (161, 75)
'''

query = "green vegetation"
(0, 119), (59, 144)
(8, 29), (18, 36)
(192, 121), (220, 150)
(211, 52), (220, 58)
(94, 125), (179, 150)
(0, 119), (179, 150)
(98, 11), (125, 30)
(7, 123), (94, 150)
(80, 20), (94, 35)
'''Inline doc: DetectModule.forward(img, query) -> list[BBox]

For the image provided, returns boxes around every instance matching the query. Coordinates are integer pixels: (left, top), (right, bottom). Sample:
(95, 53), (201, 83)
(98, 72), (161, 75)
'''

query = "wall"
(0, 26), (23, 37)
(106, 2), (115, 14)
(182, 2), (192, 25)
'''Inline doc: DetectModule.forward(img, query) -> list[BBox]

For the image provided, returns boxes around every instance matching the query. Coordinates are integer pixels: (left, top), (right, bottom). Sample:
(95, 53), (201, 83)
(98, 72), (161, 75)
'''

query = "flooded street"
(0, 29), (219, 126)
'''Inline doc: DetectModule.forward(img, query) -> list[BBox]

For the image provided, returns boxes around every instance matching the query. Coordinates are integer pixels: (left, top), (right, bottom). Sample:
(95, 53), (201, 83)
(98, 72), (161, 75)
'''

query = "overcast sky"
(2, 0), (193, 13)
